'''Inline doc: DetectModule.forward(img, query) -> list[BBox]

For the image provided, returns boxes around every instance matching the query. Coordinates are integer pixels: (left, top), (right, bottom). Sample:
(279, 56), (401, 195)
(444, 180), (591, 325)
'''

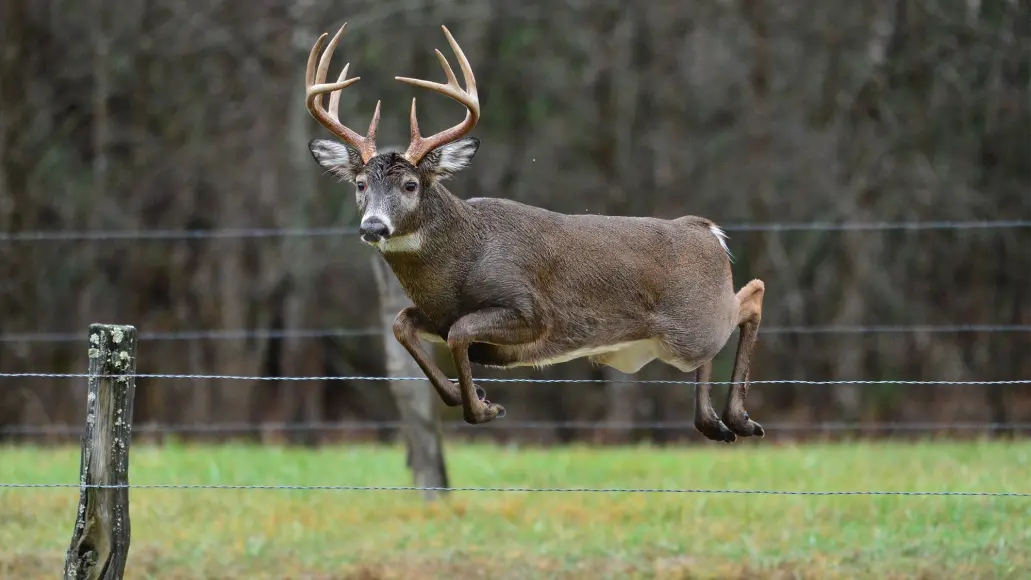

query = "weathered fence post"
(371, 259), (450, 499)
(64, 324), (137, 580)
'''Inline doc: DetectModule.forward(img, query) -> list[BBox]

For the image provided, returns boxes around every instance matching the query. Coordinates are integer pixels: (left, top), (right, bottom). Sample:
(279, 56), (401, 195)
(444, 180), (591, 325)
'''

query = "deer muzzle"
(359, 216), (392, 244)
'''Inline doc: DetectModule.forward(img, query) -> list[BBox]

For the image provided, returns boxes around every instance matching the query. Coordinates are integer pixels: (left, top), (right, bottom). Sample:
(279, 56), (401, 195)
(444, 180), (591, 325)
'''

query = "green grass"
(1, 440), (1029, 579)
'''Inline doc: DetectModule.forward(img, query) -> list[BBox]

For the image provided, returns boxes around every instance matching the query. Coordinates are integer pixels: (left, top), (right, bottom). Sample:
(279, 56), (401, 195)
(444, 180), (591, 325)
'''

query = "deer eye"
(356, 182), (366, 192)
(404, 181), (418, 192)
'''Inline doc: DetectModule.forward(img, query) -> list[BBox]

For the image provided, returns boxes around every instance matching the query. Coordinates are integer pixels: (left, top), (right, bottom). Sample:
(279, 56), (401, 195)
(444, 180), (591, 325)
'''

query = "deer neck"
(378, 187), (477, 317)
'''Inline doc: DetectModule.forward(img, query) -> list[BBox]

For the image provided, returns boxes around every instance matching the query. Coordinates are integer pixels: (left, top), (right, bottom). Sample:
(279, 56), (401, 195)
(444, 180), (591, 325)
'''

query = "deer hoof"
(696, 417), (737, 443)
(723, 410), (765, 438)
(475, 386), (487, 401)
(464, 400), (505, 425)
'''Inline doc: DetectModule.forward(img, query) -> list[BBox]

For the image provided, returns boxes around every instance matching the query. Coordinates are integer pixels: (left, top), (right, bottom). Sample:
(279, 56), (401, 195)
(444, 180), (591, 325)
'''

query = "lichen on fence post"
(64, 324), (137, 580)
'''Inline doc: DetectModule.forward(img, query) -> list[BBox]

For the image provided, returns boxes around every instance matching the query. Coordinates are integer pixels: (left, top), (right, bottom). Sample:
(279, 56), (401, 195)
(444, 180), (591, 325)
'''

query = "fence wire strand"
(1, 372), (1028, 386)
(3, 420), (1029, 437)
(1, 323), (1027, 344)
(0, 482), (1025, 496)
(1, 219), (1029, 243)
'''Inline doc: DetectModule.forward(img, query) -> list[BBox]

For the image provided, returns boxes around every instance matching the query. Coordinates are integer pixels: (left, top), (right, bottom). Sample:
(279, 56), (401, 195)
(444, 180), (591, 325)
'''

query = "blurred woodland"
(1, 0), (1029, 443)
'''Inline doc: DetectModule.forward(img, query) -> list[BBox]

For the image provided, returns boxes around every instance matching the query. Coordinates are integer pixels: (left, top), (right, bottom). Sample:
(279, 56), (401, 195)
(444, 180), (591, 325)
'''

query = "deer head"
(306, 23), (481, 249)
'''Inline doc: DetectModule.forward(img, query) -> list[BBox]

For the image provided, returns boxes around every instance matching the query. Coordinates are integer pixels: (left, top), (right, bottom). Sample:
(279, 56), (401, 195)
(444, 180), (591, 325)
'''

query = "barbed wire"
(0, 482), (1025, 496)
(1, 219), (1029, 243)
(0, 327), (382, 343)
(758, 324), (1031, 335)
(2, 323), (1027, 344)
(0, 373), (1028, 386)
(3, 420), (1028, 437)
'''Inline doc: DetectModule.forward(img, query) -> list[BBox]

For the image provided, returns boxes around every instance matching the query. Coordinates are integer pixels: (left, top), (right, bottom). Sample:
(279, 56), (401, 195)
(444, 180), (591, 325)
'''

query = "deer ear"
(418, 137), (479, 181)
(309, 139), (365, 182)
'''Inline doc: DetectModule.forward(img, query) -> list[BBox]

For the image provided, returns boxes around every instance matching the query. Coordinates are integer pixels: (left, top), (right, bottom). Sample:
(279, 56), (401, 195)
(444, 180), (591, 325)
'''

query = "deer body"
(383, 193), (740, 372)
(305, 23), (766, 442)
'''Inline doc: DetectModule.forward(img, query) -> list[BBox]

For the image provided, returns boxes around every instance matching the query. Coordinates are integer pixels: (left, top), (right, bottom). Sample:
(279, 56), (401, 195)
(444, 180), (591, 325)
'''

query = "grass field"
(1, 440), (1029, 579)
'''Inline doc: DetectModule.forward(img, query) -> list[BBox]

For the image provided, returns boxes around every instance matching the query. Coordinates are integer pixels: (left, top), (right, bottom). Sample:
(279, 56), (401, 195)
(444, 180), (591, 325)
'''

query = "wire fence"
(1, 219), (1029, 243)
(1, 323), (1028, 344)
(5, 373), (1027, 439)
(2, 370), (1028, 497)
(2, 216), (1028, 498)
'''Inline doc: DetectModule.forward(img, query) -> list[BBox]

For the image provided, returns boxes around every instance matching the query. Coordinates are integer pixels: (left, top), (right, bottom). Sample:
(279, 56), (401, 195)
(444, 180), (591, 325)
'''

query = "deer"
(304, 22), (767, 443)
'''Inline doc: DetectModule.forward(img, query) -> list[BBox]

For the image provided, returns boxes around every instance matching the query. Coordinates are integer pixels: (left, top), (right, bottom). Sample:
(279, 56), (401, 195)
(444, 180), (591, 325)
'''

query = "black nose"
(359, 219), (390, 242)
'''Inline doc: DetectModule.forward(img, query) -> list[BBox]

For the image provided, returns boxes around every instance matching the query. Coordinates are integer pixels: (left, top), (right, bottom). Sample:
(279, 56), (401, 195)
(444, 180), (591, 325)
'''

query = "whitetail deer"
(305, 23), (766, 442)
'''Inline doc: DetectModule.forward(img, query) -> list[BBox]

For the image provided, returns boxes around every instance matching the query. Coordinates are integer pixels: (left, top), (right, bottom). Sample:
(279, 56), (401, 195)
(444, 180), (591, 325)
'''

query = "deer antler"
(305, 23), (381, 163)
(395, 25), (480, 166)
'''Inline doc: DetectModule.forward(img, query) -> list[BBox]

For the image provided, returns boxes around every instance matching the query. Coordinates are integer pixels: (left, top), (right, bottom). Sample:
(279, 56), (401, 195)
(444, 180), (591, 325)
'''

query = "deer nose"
(359, 218), (391, 242)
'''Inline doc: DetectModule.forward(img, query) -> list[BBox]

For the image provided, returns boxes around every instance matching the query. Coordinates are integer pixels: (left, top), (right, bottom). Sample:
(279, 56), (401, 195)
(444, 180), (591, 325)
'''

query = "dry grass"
(1, 440), (1029, 579)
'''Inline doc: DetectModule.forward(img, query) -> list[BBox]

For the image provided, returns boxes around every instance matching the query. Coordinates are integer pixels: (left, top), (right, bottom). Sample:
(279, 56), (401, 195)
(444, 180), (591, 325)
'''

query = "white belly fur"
(514, 339), (670, 374)
(415, 334), (706, 375)
(417, 330), (446, 344)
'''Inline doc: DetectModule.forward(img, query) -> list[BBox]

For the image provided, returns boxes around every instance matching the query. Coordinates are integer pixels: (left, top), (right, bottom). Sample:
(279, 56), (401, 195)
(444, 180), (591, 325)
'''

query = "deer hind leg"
(655, 347), (735, 443)
(694, 359), (737, 443)
(721, 279), (766, 438)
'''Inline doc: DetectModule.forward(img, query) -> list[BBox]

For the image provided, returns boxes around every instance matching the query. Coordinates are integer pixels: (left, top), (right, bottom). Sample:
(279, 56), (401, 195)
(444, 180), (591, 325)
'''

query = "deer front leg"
(394, 306), (487, 407)
(446, 308), (538, 424)
(721, 279), (766, 438)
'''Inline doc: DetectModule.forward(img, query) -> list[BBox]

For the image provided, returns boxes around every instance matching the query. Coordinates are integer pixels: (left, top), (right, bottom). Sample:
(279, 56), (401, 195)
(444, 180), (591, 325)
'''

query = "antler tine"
(305, 32), (325, 88)
(408, 98), (422, 144)
(307, 25), (357, 106)
(316, 25), (343, 85)
(365, 100), (382, 145)
(396, 25), (481, 165)
(304, 22), (379, 163)
(397, 50), (460, 94)
(327, 63), (350, 119)
(443, 25), (477, 99)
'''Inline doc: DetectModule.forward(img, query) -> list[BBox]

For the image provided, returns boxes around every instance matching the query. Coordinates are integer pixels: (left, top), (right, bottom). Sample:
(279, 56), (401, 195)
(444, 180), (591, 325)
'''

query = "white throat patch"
(374, 230), (424, 253)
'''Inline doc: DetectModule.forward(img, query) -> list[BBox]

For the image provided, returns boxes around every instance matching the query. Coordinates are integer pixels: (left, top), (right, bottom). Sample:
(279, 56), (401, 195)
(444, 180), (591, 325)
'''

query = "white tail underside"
(709, 224), (734, 261)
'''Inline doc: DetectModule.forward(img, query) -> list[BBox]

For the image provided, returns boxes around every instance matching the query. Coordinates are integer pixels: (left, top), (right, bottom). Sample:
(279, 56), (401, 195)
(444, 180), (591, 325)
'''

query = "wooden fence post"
(64, 324), (137, 580)
(371, 259), (450, 499)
